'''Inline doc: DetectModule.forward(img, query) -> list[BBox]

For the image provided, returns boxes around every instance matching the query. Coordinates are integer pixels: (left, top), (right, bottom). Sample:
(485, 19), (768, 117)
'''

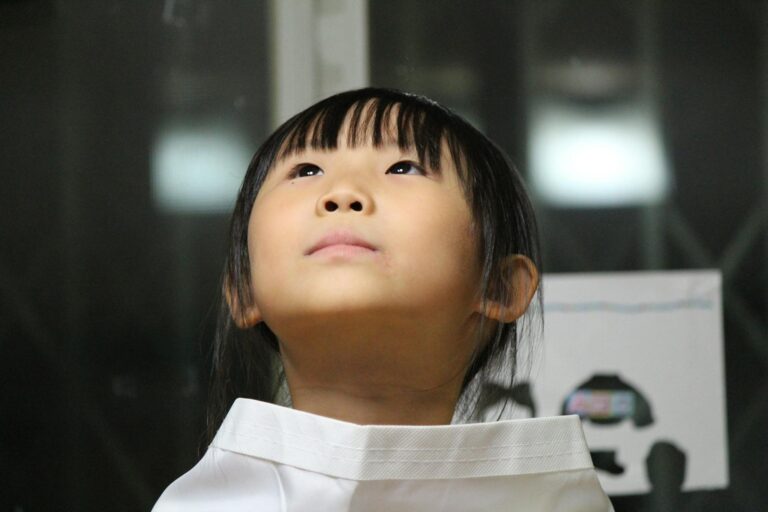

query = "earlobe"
(224, 281), (262, 329)
(475, 255), (539, 323)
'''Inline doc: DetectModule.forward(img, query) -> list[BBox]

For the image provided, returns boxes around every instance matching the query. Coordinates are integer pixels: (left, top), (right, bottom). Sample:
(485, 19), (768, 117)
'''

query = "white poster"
(504, 270), (729, 496)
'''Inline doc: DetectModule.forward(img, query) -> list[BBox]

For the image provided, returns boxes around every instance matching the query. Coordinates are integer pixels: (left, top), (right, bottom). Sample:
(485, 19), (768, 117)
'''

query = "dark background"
(2, 0), (766, 510)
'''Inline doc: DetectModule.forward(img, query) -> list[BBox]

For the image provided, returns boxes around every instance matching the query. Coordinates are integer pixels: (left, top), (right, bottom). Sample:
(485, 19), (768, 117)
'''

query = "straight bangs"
(273, 92), (470, 182)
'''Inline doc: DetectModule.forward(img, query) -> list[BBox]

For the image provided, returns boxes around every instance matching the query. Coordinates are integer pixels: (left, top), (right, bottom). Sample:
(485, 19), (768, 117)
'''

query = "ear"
(224, 280), (262, 329)
(474, 255), (539, 323)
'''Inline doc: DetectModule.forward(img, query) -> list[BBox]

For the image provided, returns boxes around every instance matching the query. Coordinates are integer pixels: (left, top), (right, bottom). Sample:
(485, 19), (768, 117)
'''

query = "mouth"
(306, 230), (378, 256)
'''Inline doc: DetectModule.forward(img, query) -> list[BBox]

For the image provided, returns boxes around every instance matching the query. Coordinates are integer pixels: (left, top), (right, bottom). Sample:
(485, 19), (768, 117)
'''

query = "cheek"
(246, 199), (302, 296)
(399, 195), (481, 296)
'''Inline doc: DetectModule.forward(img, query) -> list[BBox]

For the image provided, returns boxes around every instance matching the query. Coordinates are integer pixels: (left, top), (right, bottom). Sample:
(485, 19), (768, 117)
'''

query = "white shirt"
(153, 398), (614, 511)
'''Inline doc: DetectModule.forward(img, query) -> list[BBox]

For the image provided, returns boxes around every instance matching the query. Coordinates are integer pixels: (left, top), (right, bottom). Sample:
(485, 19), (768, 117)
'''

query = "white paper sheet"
(505, 270), (729, 495)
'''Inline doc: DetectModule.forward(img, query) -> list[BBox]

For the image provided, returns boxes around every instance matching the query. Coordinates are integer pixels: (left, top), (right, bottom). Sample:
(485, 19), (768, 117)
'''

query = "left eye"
(385, 161), (425, 175)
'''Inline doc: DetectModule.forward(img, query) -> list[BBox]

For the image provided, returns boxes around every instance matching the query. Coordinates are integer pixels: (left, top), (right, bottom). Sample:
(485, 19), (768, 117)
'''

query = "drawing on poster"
(486, 271), (727, 496)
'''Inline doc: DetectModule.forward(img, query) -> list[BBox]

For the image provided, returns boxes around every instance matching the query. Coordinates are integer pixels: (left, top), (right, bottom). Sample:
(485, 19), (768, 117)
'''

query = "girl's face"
(240, 117), (502, 418)
(245, 136), (484, 337)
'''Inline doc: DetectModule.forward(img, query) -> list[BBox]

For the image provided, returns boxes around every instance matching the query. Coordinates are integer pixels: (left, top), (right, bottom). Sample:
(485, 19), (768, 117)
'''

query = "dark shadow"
(645, 440), (687, 511)
(478, 381), (537, 419)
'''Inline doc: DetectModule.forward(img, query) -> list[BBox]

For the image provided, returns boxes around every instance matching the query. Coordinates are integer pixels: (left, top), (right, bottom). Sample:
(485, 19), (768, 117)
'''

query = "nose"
(316, 187), (374, 215)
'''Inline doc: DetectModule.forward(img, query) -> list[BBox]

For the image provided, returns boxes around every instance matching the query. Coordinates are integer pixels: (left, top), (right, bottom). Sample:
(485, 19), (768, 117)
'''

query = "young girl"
(153, 88), (614, 511)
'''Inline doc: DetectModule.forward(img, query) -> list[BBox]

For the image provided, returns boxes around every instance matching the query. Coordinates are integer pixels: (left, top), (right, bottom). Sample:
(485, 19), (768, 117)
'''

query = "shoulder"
(151, 445), (284, 512)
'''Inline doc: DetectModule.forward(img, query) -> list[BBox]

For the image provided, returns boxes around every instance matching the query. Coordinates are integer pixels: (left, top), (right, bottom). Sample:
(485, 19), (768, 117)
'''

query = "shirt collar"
(211, 398), (594, 481)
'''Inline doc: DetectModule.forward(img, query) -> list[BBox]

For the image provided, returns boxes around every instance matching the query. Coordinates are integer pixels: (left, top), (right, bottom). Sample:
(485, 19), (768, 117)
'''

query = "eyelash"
(287, 160), (426, 179)
(385, 160), (426, 175)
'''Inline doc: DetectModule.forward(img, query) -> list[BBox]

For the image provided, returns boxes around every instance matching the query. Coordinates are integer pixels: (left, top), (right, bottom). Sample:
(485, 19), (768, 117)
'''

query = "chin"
(265, 296), (396, 330)
(303, 296), (391, 316)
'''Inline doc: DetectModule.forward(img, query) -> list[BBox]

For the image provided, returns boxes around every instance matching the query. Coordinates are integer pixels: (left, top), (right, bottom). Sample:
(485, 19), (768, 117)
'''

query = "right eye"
(290, 163), (324, 178)
(385, 160), (426, 176)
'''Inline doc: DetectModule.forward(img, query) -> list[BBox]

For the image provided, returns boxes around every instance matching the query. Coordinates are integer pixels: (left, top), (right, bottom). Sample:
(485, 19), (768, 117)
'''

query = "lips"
(306, 230), (377, 255)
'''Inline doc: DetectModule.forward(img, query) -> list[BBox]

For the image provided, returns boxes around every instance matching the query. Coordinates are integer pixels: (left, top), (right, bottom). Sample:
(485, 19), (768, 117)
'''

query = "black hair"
(205, 87), (542, 443)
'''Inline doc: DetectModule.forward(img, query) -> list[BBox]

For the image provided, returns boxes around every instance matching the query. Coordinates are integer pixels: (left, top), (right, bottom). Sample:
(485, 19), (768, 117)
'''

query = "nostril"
(351, 201), (363, 212)
(325, 201), (339, 212)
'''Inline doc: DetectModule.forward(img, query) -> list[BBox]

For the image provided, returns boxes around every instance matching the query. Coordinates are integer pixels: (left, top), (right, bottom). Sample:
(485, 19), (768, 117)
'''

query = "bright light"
(530, 103), (669, 207)
(151, 121), (252, 213)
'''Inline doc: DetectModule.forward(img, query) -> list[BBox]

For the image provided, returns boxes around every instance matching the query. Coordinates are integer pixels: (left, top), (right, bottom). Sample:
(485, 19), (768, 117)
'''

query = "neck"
(284, 365), (465, 425)
(274, 312), (481, 425)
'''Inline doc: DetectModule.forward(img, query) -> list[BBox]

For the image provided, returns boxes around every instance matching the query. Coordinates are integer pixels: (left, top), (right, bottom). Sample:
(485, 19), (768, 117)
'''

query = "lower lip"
(309, 244), (377, 258)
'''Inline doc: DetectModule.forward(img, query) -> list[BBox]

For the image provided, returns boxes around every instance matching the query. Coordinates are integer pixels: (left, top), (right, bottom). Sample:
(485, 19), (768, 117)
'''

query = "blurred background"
(1, 0), (766, 510)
